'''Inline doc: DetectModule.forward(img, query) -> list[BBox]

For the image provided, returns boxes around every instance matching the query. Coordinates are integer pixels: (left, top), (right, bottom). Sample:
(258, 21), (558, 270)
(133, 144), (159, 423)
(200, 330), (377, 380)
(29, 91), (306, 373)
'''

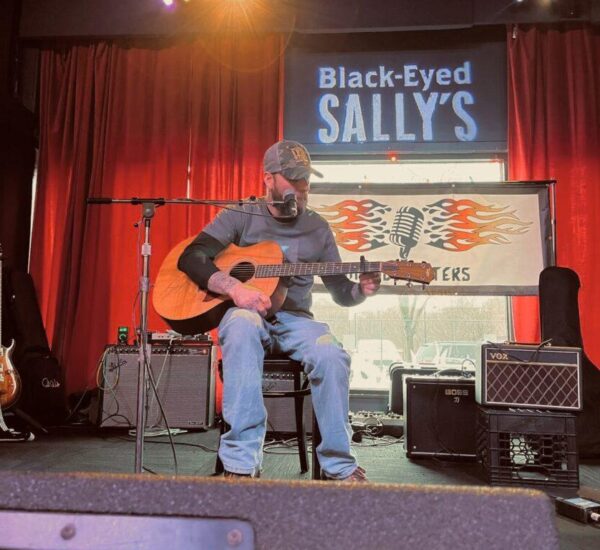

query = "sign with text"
(285, 42), (506, 154)
(308, 182), (553, 295)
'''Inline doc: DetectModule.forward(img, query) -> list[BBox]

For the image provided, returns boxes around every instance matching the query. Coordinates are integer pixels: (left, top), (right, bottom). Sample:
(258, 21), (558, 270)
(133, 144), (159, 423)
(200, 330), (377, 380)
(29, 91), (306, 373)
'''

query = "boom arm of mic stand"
(86, 196), (287, 207)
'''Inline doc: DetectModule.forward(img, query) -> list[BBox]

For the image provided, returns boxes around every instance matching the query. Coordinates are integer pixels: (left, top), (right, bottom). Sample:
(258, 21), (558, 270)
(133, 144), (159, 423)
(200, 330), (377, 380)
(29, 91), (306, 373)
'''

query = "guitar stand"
(0, 405), (45, 439)
(12, 407), (49, 434)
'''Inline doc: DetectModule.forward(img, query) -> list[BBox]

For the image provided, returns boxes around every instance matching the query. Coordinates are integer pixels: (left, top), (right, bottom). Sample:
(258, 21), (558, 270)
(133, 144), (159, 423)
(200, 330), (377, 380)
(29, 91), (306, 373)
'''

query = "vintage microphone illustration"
(388, 206), (425, 259)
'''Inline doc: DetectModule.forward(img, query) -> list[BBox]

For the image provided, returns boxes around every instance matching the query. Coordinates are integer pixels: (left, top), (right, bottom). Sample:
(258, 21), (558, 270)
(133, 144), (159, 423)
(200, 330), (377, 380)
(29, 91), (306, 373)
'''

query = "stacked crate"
(475, 344), (582, 488)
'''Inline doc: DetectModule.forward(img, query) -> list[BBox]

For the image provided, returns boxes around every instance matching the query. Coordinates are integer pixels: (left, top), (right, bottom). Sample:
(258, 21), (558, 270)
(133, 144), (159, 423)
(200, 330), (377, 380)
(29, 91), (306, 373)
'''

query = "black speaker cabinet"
(404, 376), (477, 459)
(263, 372), (313, 435)
(477, 343), (582, 411)
(389, 365), (438, 414)
(92, 344), (215, 429)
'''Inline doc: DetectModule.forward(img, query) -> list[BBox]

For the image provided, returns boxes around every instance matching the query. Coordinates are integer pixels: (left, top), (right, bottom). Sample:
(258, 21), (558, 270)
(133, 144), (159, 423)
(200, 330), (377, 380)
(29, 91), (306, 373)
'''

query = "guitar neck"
(255, 261), (384, 278)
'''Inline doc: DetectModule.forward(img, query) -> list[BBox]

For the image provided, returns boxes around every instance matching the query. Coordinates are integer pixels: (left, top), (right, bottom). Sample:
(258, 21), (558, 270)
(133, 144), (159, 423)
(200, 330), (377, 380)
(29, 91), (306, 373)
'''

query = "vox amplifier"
(92, 344), (216, 429)
(477, 343), (582, 411)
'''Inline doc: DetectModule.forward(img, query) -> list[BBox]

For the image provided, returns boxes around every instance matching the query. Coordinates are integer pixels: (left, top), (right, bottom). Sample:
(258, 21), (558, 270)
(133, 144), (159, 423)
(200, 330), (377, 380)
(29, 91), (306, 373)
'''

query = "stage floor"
(1, 424), (599, 549)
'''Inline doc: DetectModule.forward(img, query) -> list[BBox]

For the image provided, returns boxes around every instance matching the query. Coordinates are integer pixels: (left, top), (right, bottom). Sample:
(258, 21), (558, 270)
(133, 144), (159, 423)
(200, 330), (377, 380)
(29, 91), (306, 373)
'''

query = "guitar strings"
(228, 263), (385, 270)
(230, 264), (384, 275)
(228, 263), (423, 276)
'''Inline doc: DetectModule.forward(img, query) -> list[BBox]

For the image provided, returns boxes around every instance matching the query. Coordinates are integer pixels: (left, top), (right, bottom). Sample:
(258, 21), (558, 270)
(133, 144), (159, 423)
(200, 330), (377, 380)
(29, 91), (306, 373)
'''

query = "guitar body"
(153, 239), (288, 335)
(0, 339), (21, 409)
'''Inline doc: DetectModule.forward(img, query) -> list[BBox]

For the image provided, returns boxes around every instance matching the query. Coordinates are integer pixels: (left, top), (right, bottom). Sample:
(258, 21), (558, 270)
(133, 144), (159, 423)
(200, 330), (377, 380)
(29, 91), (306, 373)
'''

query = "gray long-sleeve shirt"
(178, 200), (365, 318)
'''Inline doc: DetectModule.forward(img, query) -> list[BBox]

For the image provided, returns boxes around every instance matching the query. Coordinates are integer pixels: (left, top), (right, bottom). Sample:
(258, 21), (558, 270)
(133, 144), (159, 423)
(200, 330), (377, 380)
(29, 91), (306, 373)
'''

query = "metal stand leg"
(12, 407), (48, 434)
(294, 371), (309, 473)
(134, 203), (156, 474)
(311, 413), (321, 480)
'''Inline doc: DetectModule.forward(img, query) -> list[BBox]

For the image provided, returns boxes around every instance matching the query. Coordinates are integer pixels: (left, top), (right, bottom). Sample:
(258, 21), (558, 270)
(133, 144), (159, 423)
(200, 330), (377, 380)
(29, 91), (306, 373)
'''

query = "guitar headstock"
(382, 260), (435, 285)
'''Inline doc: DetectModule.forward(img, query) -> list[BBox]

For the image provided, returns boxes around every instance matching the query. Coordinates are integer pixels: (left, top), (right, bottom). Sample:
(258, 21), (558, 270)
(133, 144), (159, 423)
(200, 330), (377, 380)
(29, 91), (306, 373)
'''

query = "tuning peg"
(421, 284), (426, 290)
(406, 280), (413, 288)
(393, 279), (397, 286)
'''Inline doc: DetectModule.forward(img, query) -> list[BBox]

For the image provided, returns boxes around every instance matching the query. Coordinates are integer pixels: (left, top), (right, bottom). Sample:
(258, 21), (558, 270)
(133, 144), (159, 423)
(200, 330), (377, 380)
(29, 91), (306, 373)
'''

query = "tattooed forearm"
(207, 271), (242, 296)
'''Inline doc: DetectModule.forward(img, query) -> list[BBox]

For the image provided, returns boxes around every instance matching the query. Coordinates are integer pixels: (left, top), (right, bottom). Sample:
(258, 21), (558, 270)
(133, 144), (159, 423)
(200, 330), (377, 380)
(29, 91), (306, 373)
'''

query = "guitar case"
(7, 269), (50, 358)
(539, 266), (600, 458)
(7, 270), (66, 426)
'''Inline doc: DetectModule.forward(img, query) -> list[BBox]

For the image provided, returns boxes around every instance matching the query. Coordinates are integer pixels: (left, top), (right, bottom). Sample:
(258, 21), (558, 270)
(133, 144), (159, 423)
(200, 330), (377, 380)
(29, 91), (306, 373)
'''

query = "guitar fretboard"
(255, 261), (384, 278)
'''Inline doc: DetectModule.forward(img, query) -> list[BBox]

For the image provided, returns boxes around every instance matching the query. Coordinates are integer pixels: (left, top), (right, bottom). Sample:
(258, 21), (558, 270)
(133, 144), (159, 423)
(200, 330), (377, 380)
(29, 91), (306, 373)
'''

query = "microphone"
(388, 206), (424, 259)
(282, 189), (298, 217)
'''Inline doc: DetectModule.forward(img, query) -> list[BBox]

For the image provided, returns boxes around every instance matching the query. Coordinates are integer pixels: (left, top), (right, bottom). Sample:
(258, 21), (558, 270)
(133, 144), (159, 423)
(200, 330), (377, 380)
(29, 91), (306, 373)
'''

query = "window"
(311, 158), (510, 391)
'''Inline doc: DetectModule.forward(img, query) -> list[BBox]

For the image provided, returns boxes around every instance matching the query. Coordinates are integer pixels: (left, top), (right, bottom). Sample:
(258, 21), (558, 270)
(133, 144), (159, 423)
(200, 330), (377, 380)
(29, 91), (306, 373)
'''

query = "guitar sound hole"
(229, 262), (255, 283)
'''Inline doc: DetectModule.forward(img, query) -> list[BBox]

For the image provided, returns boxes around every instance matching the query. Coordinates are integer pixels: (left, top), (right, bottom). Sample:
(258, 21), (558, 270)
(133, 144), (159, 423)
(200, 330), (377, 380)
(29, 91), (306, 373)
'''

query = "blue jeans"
(218, 307), (357, 479)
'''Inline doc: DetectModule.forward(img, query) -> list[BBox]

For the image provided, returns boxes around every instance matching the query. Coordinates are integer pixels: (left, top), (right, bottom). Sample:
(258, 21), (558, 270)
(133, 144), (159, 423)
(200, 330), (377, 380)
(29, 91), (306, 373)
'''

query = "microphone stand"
(135, 201), (154, 474)
(87, 195), (287, 474)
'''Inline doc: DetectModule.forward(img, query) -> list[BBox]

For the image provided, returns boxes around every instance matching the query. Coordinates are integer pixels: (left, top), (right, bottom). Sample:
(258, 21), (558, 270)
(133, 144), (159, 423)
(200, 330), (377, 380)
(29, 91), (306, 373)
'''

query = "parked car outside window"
(350, 339), (403, 389)
(413, 341), (481, 371)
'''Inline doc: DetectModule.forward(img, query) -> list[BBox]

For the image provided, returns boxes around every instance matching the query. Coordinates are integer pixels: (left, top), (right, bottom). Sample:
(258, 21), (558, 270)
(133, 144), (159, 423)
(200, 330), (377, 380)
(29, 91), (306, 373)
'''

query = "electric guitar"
(153, 237), (434, 335)
(0, 245), (21, 409)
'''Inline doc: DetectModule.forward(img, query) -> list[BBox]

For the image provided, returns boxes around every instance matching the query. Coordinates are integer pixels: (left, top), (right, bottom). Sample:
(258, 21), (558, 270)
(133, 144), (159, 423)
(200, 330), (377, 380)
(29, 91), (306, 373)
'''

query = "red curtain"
(508, 24), (600, 365)
(32, 35), (282, 394)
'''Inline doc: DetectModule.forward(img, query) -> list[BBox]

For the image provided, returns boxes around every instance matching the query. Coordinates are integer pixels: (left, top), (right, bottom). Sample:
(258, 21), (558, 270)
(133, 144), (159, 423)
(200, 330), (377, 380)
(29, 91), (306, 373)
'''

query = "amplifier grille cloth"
(96, 346), (214, 429)
(486, 362), (579, 408)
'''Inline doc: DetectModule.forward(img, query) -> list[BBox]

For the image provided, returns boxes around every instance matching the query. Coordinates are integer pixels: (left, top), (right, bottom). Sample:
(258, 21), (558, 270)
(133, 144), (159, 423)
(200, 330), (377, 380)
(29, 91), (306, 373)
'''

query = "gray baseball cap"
(263, 140), (323, 180)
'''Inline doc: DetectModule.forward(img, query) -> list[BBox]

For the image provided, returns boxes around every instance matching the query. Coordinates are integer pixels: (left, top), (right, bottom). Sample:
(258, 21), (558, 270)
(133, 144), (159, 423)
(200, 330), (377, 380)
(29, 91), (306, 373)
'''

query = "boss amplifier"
(92, 344), (216, 429)
(477, 343), (582, 411)
(263, 371), (313, 436)
(404, 376), (477, 459)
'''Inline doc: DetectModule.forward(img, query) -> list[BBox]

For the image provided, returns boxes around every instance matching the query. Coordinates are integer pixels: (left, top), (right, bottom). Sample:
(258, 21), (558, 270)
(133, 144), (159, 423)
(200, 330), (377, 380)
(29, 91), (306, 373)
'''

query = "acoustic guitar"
(0, 245), (21, 409)
(153, 237), (435, 336)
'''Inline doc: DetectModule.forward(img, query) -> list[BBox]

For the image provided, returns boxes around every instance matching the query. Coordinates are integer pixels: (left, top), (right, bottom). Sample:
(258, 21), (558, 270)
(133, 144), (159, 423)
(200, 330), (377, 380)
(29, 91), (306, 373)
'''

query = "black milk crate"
(477, 407), (578, 488)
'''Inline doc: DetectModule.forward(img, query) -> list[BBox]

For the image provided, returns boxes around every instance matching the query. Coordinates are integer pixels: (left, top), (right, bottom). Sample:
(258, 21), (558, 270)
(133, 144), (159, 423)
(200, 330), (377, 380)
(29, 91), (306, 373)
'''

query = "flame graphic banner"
(316, 199), (391, 252)
(310, 182), (553, 294)
(424, 198), (532, 252)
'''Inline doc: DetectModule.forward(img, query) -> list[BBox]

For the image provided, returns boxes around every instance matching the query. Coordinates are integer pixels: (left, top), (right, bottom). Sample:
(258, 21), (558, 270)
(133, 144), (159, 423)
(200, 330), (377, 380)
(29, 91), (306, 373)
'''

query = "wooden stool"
(215, 355), (321, 479)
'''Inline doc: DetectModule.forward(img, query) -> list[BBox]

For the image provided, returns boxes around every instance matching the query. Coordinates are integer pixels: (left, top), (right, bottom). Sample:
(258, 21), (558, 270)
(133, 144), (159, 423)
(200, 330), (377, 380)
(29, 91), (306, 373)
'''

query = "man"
(178, 140), (380, 480)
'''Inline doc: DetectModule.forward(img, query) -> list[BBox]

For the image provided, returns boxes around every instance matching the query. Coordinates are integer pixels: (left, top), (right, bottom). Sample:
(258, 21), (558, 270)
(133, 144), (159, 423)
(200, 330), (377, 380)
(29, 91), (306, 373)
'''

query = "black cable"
(114, 435), (218, 454)
(351, 433), (402, 447)
(143, 349), (179, 476)
(484, 339), (553, 364)
(64, 347), (115, 424)
(100, 413), (132, 426)
(99, 346), (134, 426)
